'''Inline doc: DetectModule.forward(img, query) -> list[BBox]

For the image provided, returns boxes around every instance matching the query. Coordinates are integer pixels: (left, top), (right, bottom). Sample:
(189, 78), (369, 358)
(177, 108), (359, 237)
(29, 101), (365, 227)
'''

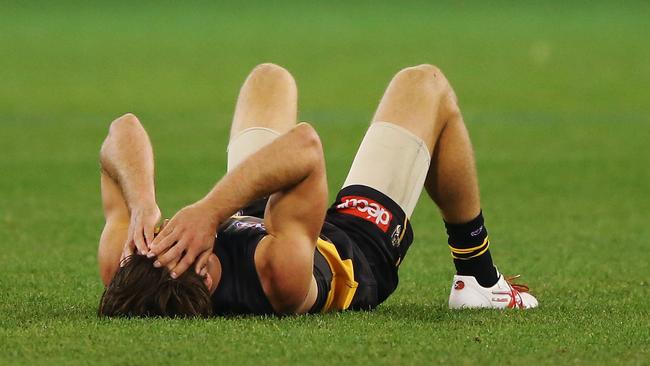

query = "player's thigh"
(227, 64), (298, 171)
(345, 65), (452, 216)
(230, 63), (298, 138)
(227, 127), (282, 171)
(372, 64), (451, 151)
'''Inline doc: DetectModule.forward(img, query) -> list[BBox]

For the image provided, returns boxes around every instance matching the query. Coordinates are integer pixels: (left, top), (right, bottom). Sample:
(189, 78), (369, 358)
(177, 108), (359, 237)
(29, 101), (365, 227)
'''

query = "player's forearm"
(199, 123), (323, 221)
(99, 114), (156, 209)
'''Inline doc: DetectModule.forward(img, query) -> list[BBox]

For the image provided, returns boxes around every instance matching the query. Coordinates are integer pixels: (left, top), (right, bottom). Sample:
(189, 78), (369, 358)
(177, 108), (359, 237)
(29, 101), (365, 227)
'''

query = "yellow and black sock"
(445, 211), (498, 287)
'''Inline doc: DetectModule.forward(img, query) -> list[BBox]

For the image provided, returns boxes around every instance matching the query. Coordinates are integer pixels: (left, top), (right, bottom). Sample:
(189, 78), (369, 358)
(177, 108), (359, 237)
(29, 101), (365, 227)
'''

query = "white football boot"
(448, 272), (538, 309)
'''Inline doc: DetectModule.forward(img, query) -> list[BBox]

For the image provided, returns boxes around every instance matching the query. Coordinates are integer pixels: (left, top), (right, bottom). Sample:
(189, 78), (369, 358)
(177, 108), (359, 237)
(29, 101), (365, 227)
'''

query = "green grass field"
(1, 2), (649, 365)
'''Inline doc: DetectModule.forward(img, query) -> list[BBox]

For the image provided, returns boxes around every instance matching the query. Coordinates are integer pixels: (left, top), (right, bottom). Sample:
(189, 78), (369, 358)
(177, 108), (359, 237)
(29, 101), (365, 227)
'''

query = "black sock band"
(445, 211), (498, 287)
(445, 211), (486, 245)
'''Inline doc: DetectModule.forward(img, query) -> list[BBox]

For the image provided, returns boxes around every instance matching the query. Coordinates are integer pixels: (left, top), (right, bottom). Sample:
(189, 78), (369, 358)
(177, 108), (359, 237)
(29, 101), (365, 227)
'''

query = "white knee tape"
(227, 127), (281, 171)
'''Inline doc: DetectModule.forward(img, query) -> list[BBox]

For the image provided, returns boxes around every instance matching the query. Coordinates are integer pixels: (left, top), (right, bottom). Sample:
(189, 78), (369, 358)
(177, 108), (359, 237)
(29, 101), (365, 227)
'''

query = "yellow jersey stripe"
(316, 238), (358, 312)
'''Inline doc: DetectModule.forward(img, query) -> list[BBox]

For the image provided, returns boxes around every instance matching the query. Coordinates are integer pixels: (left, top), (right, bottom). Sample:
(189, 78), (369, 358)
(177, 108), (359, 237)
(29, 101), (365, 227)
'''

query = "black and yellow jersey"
(210, 215), (274, 315)
(210, 185), (414, 315)
(210, 215), (377, 315)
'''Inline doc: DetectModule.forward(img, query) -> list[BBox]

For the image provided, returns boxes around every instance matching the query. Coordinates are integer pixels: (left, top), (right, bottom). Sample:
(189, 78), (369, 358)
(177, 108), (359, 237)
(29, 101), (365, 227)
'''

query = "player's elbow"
(294, 122), (324, 165)
(101, 113), (140, 164)
(294, 122), (320, 144)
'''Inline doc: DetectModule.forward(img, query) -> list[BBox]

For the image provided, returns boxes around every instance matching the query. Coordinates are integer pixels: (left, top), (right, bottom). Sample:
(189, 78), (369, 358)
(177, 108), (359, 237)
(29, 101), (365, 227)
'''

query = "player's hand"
(148, 201), (219, 278)
(120, 203), (161, 264)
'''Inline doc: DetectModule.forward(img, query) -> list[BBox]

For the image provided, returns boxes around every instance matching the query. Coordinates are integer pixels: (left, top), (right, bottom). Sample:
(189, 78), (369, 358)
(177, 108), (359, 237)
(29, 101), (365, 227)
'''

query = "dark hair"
(98, 255), (212, 318)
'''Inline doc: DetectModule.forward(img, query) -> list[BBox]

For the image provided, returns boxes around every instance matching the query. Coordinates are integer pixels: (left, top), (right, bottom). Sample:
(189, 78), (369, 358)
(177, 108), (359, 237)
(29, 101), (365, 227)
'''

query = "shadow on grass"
(2, 296), (530, 330)
(373, 302), (450, 323)
(370, 301), (537, 326)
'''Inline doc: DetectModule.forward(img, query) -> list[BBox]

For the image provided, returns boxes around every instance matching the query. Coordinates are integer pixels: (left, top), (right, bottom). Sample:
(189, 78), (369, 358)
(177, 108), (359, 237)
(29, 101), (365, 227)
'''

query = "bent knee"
(109, 113), (141, 132)
(247, 63), (295, 86)
(391, 64), (449, 91)
(398, 64), (443, 78)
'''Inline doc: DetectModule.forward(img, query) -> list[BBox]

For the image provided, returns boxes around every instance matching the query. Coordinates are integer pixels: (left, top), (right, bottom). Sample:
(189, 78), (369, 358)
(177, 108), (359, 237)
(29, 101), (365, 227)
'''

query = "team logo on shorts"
(336, 195), (393, 232)
(391, 225), (402, 247)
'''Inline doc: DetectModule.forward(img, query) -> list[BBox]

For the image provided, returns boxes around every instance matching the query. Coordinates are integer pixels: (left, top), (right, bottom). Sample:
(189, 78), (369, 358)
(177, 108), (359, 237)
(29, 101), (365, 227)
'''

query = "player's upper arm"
(258, 124), (328, 312)
(263, 124), (328, 241)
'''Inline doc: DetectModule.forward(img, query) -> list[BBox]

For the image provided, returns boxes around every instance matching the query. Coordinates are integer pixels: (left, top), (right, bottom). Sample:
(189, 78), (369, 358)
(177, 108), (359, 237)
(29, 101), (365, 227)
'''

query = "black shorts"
(325, 185), (414, 305)
(239, 184), (414, 309)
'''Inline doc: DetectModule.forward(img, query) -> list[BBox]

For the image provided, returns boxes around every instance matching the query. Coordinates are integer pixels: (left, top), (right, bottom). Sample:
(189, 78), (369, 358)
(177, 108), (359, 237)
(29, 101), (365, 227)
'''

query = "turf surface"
(1, 1), (649, 365)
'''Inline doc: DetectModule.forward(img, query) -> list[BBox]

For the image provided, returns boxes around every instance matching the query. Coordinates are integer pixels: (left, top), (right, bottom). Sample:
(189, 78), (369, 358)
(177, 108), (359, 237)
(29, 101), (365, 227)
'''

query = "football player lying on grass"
(97, 63), (538, 317)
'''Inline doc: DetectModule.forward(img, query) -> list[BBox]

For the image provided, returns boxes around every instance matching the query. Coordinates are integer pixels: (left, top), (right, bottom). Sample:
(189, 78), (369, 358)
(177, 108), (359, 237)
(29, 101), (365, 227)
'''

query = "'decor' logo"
(336, 195), (393, 232)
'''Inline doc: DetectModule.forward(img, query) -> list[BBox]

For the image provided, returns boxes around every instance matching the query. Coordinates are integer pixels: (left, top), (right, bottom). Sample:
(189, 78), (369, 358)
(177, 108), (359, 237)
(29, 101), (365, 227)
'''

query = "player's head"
(98, 255), (212, 318)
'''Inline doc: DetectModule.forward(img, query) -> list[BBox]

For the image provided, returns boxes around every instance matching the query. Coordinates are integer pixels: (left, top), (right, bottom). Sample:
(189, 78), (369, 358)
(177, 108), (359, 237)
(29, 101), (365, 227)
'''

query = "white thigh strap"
(343, 122), (431, 217)
(227, 127), (281, 171)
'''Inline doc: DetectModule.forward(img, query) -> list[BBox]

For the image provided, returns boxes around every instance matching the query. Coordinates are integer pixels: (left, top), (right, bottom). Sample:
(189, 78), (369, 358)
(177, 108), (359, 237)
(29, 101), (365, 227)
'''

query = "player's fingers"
(119, 249), (127, 267)
(150, 221), (174, 247)
(123, 240), (134, 256)
(120, 239), (135, 267)
(124, 232), (135, 254)
(122, 225), (135, 254)
(163, 253), (180, 273)
(143, 220), (156, 249)
(132, 220), (148, 256)
(148, 229), (178, 257)
(170, 248), (199, 279)
(154, 241), (186, 268)
(133, 230), (147, 255)
(125, 224), (135, 249)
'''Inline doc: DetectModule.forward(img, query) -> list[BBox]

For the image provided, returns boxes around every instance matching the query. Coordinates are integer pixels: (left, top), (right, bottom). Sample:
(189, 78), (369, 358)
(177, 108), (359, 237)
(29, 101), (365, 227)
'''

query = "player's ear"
(203, 272), (214, 291)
